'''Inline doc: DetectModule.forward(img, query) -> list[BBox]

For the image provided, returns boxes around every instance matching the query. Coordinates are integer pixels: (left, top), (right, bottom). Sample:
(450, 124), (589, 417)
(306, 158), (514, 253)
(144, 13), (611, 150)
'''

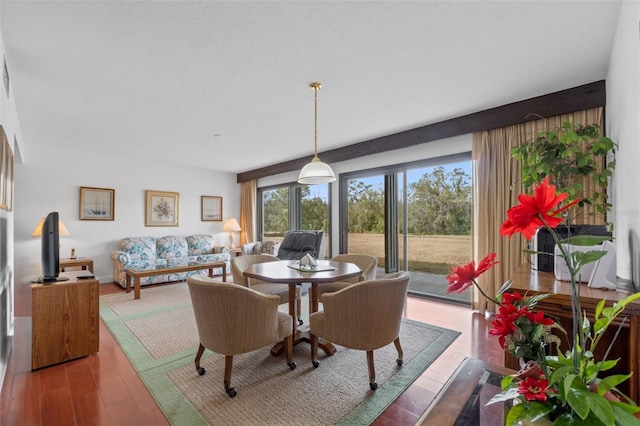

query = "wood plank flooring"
(0, 281), (503, 425)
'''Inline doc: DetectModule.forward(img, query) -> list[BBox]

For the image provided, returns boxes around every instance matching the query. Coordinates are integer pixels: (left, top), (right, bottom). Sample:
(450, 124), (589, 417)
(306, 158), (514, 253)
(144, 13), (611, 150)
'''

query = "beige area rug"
(100, 282), (460, 425)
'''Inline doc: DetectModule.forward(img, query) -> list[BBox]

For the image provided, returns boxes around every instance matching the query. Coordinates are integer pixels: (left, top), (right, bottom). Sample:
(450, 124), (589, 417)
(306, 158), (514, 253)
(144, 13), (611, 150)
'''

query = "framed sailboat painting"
(79, 186), (115, 221)
(201, 195), (222, 222)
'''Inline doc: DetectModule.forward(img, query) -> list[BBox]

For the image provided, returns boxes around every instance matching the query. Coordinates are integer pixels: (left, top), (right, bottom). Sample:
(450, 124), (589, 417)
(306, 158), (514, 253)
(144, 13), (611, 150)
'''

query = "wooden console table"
(31, 271), (99, 370)
(505, 268), (640, 402)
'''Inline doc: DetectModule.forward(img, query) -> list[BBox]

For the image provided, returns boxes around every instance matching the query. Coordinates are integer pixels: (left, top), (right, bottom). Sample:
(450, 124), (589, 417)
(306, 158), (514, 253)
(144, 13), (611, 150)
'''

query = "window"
(258, 182), (331, 258)
(340, 153), (472, 304)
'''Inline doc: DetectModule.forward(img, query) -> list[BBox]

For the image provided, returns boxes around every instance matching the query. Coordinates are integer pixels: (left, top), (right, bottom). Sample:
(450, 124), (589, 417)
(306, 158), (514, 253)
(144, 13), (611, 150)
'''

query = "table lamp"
(32, 217), (70, 237)
(222, 218), (241, 248)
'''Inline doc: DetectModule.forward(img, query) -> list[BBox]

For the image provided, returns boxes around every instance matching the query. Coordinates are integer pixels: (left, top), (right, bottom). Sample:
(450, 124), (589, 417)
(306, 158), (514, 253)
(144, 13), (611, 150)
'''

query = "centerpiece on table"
(446, 176), (640, 425)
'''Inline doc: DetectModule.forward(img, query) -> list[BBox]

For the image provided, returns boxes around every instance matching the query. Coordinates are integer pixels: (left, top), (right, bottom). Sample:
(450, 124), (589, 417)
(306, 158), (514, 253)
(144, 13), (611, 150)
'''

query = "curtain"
(471, 107), (604, 314)
(239, 180), (256, 245)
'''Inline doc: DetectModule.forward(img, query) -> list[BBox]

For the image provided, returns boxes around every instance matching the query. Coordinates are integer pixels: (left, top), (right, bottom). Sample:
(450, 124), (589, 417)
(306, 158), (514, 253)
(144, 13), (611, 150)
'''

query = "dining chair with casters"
(317, 253), (378, 298)
(187, 274), (296, 398)
(231, 254), (303, 325)
(309, 271), (410, 390)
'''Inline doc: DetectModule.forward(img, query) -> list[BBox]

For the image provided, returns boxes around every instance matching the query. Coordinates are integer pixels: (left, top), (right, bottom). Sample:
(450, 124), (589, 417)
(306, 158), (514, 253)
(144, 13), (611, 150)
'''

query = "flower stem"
(472, 279), (500, 306)
(539, 217), (582, 374)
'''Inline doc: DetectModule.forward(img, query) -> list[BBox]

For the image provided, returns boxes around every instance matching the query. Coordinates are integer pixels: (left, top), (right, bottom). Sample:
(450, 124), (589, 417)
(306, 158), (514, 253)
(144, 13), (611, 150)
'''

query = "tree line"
(263, 166), (471, 236)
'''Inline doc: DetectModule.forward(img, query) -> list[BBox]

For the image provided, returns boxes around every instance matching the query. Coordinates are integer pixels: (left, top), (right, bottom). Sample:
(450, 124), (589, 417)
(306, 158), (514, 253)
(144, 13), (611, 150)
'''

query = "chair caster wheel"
(298, 319), (304, 326)
(370, 382), (378, 391)
(197, 367), (206, 376)
(396, 358), (403, 366)
(288, 361), (297, 370)
(312, 361), (319, 368)
(226, 387), (237, 398)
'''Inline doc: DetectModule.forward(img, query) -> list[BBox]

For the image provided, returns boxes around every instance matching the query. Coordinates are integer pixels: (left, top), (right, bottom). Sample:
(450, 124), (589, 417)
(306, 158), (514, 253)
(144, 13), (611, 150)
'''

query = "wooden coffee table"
(125, 261), (226, 299)
(418, 358), (514, 425)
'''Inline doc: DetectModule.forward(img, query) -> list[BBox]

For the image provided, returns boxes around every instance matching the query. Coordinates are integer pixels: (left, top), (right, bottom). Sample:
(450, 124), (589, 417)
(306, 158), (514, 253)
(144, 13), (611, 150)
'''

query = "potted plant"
(510, 120), (616, 221)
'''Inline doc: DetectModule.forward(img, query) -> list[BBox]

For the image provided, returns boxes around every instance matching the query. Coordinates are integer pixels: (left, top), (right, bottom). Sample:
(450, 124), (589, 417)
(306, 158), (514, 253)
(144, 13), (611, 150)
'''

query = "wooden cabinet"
(505, 268), (640, 401)
(31, 274), (99, 370)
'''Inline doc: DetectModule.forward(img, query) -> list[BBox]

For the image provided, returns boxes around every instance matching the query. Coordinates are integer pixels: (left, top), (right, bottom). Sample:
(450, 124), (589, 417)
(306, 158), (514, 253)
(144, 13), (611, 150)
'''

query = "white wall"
(606, 0), (640, 284)
(14, 145), (240, 285)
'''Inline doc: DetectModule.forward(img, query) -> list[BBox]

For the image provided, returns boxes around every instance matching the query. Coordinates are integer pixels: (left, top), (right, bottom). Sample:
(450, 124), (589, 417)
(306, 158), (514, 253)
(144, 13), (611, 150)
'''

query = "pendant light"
(297, 82), (336, 184)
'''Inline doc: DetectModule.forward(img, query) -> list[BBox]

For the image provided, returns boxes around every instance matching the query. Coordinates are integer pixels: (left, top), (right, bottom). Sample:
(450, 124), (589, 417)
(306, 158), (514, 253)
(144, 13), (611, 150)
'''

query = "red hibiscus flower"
(490, 303), (527, 348)
(500, 177), (582, 240)
(445, 253), (498, 294)
(525, 310), (555, 326)
(517, 376), (550, 402)
(489, 317), (515, 348)
(500, 291), (523, 306)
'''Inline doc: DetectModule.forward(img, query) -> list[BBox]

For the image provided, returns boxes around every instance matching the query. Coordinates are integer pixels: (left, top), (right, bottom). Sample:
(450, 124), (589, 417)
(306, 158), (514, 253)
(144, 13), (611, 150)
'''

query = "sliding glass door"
(342, 174), (386, 269)
(340, 154), (472, 304)
(403, 162), (471, 303)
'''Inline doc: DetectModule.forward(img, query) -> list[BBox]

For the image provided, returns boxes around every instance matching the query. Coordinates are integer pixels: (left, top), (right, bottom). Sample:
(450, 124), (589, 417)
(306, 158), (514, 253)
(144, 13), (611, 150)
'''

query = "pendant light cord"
(310, 82), (321, 160)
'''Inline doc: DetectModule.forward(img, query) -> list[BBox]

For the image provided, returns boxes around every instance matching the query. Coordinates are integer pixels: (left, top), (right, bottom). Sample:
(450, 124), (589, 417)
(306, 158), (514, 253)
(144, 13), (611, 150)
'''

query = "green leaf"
(595, 299), (605, 320)
(501, 375), (516, 389)
(574, 251), (607, 269)
(612, 405), (640, 425)
(586, 391), (615, 425)
(505, 404), (529, 426)
(593, 317), (609, 335)
(598, 373), (632, 392)
(566, 376), (590, 419)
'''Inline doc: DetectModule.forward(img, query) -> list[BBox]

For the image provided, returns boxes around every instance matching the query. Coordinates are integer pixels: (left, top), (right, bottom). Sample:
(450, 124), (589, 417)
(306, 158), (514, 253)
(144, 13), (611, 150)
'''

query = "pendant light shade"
(297, 82), (336, 184)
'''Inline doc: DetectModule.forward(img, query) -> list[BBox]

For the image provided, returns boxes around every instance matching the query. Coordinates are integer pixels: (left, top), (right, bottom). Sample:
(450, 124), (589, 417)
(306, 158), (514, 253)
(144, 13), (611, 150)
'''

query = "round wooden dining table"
(243, 259), (362, 356)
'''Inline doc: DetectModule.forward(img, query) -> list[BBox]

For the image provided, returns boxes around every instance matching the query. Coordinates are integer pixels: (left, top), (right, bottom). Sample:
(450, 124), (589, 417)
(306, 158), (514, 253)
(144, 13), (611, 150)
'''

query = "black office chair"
(277, 230), (325, 260)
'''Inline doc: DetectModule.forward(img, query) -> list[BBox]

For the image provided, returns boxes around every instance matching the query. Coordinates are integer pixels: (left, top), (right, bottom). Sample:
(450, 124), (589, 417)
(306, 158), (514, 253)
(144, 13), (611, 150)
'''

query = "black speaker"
(532, 225), (611, 272)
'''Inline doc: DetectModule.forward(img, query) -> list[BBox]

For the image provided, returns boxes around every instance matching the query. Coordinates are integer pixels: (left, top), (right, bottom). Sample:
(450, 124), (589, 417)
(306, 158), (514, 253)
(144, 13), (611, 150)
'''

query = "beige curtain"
(239, 180), (256, 245)
(471, 107), (604, 314)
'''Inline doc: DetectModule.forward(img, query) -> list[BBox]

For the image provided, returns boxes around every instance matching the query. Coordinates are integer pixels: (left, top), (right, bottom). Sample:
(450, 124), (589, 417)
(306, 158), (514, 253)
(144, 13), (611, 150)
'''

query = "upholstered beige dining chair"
(309, 271), (410, 390)
(317, 253), (378, 297)
(187, 275), (296, 398)
(231, 254), (302, 325)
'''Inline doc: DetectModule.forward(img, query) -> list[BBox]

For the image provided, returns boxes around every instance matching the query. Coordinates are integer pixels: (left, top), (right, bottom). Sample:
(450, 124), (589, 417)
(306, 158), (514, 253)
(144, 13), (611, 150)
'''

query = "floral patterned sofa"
(110, 234), (230, 288)
(241, 240), (280, 256)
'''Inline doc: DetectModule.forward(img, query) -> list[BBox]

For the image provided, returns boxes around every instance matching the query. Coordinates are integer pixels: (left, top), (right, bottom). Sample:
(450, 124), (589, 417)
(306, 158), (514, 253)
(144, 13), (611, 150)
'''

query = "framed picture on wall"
(146, 190), (179, 226)
(201, 196), (222, 221)
(79, 186), (115, 220)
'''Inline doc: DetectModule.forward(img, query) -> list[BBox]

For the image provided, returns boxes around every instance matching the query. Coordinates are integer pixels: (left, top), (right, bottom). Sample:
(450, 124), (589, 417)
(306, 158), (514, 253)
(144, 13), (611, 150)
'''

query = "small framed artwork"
(79, 186), (115, 220)
(201, 195), (222, 221)
(146, 190), (179, 226)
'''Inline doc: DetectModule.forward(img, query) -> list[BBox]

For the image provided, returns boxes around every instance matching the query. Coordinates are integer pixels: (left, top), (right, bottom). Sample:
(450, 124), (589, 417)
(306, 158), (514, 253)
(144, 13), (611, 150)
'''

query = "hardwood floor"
(0, 280), (503, 426)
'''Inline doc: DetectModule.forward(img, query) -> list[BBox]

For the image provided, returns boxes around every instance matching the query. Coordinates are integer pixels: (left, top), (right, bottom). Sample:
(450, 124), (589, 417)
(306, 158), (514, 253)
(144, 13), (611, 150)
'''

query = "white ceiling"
(0, 1), (622, 175)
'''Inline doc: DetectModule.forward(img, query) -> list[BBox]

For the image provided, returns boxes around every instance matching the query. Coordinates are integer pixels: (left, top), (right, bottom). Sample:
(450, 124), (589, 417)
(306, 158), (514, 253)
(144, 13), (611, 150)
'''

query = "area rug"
(100, 282), (460, 425)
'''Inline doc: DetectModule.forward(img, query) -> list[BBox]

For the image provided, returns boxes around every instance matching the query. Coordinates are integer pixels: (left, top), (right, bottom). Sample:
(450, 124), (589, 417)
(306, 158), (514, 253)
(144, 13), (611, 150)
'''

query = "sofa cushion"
(187, 234), (217, 256)
(157, 235), (189, 259)
(118, 237), (157, 263)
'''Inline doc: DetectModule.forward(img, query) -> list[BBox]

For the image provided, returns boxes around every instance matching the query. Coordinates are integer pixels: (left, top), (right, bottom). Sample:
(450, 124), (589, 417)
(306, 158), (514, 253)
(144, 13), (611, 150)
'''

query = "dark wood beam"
(237, 80), (606, 183)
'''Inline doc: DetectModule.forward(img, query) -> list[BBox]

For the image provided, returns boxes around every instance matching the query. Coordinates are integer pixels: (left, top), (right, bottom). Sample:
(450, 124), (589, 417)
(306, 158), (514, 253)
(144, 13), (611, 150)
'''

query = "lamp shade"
(32, 217), (70, 237)
(298, 157), (336, 184)
(222, 218), (241, 232)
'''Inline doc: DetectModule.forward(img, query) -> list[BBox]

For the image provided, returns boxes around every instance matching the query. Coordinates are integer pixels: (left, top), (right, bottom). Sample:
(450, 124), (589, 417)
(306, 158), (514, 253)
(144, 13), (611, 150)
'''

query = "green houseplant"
(510, 120), (616, 220)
